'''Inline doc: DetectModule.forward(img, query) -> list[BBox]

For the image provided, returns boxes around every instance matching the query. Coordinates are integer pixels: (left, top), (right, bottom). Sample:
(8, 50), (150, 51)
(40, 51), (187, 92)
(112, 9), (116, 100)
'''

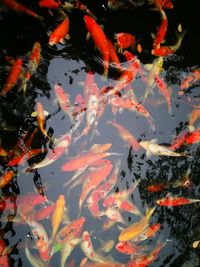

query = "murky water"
(0, 0), (200, 266)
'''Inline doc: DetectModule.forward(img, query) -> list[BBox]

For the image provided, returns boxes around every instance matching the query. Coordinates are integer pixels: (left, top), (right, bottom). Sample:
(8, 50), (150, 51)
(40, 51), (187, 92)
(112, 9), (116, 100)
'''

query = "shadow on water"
(0, 0), (200, 266)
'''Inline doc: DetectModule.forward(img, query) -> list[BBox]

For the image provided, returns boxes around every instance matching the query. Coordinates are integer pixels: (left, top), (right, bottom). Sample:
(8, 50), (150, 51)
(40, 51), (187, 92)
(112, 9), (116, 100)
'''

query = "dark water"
(0, 0), (200, 266)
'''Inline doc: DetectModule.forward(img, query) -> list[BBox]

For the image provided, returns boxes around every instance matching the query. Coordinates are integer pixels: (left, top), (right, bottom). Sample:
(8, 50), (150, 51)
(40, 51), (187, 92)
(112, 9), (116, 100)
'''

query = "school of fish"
(0, 0), (200, 266)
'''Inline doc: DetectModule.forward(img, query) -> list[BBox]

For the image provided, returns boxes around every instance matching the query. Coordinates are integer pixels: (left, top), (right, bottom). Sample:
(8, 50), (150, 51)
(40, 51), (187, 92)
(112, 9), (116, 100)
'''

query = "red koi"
(0, 58), (23, 96)
(156, 195), (200, 206)
(39, 0), (61, 9)
(49, 16), (70, 46)
(185, 129), (200, 145)
(84, 15), (109, 77)
(147, 183), (168, 192)
(116, 241), (137, 255)
(152, 9), (168, 49)
(115, 33), (136, 53)
(168, 130), (189, 151)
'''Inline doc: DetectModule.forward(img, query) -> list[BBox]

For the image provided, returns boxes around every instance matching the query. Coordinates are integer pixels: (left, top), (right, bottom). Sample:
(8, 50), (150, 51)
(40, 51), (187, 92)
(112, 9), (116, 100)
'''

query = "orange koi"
(2, 0), (41, 19)
(0, 58), (23, 96)
(136, 43), (142, 53)
(107, 120), (141, 151)
(179, 68), (200, 95)
(56, 217), (85, 244)
(39, 0), (61, 9)
(37, 102), (52, 140)
(115, 33), (136, 53)
(154, 74), (172, 114)
(116, 241), (137, 255)
(21, 41), (41, 94)
(106, 38), (120, 66)
(50, 194), (65, 243)
(79, 160), (113, 208)
(119, 207), (155, 241)
(156, 195), (200, 206)
(49, 16), (70, 46)
(152, 9), (168, 49)
(134, 223), (161, 242)
(61, 150), (119, 172)
(0, 170), (15, 189)
(84, 15), (109, 77)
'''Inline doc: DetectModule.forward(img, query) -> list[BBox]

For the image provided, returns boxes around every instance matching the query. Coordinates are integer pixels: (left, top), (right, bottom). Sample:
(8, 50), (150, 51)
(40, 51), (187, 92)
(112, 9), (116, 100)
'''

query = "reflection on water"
(0, 0), (200, 266)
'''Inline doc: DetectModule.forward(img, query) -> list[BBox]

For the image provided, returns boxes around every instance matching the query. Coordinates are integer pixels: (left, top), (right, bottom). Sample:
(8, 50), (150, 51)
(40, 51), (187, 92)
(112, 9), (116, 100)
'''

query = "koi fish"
(87, 160), (120, 217)
(39, 0), (61, 9)
(133, 223), (161, 242)
(0, 170), (15, 189)
(115, 33), (136, 53)
(33, 204), (55, 221)
(84, 15), (110, 77)
(139, 138), (187, 158)
(54, 84), (73, 122)
(187, 104), (200, 130)
(61, 150), (120, 172)
(2, 0), (42, 19)
(36, 102), (52, 140)
(79, 160), (113, 208)
(118, 207), (155, 241)
(21, 41), (41, 94)
(106, 38), (121, 66)
(156, 195), (200, 206)
(26, 133), (71, 171)
(25, 243), (48, 267)
(21, 214), (50, 262)
(60, 237), (81, 267)
(152, 9), (168, 49)
(152, 30), (186, 56)
(0, 58), (23, 96)
(179, 68), (200, 95)
(116, 241), (137, 255)
(70, 94), (85, 135)
(154, 74), (172, 114)
(55, 217), (85, 244)
(0, 146), (7, 157)
(81, 231), (112, 264)
(107, 120), (141, 151)
(101, 207), (126, 224)
(0, 239), (10, 267)
(143, 56), (164, 100)
(184, 129), (200, 145)
(147, 183), (168, 192)
(168, 129), (189, 151)
(49, 16), (70, 46)
(50, 195), (65, 243)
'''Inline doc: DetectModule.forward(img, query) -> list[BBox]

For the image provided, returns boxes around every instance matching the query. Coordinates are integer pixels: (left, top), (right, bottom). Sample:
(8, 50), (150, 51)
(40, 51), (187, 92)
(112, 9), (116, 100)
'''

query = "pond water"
(0, 0), (200, 266)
